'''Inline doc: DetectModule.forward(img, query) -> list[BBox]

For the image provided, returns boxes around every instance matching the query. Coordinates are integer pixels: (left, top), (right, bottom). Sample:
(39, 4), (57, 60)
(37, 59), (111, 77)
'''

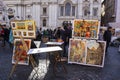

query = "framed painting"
(73, 19), (100, 39)
(11, 22), (16, 29)
(12, 39), (31, 65)
(68, 39), (87, 64)
(11, 20), (36, 39)
(16, 21), (26, 30)
(86, 40), (106, 67)
(26, 20), (36, 31)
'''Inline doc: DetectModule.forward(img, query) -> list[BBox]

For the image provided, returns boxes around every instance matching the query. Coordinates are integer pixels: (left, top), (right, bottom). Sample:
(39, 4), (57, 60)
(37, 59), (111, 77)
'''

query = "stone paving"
(0, 41), (120, 80)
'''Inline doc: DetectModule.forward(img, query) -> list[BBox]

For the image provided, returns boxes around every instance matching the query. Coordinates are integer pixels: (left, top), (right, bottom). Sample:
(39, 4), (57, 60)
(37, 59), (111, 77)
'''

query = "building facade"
(2, 0), (101, 29)
(101, 0), (120, 26)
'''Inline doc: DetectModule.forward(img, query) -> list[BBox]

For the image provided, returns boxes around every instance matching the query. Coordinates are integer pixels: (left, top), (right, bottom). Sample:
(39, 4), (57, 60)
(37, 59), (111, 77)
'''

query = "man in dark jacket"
(1, 25), (10, 47)
(103, 26), (112, 53)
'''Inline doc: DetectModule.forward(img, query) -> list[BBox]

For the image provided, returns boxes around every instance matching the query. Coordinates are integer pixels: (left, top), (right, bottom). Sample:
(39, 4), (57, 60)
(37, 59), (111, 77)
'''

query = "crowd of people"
(0, 22), (113, 56)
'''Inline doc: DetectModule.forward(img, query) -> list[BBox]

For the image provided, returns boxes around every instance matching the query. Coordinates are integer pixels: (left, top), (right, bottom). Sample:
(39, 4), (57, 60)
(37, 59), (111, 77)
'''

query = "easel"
(8, 33), (37, 79)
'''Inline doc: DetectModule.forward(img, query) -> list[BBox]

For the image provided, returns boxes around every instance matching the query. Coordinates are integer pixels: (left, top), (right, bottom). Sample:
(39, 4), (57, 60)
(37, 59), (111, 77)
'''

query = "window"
(72, 6), (75, 16)
(83, 7), (90, 16)
(60, 2), (76, 17)
(93, 0), (98, 3)
(60, 6), (64, 16)
(43, 8), (47, 15)
(65, 2), (71, 16)
(43, 19), (46, 27)
(93, 8), (98, 16)
(84, 9), (88, 16)
(94, 0), (98, 2)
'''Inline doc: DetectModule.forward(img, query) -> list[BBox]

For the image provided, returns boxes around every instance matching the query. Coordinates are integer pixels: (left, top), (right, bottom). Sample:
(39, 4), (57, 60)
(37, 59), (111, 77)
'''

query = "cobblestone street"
(0, 41), (120, 80)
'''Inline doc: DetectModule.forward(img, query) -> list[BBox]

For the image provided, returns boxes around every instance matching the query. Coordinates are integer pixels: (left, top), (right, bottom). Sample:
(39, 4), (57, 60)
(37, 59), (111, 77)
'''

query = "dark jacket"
(103, 30), (112, 42)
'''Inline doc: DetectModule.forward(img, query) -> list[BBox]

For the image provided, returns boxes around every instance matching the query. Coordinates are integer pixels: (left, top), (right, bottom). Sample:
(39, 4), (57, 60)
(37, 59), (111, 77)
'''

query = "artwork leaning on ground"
(12, 39), (31, 65)
(73, 19), (100, 39)
(68, 39), (86, 64)
(11, 20), (36, 38)
(68, 39), (106, 67)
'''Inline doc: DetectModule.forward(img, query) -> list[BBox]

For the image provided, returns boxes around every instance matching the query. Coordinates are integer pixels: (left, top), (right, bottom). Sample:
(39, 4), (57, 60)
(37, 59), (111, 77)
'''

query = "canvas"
(86, 40), (106, 67)
(73, 19), (100, 39)
(68, 39), (86, 64)
(12, 39), (31, 65)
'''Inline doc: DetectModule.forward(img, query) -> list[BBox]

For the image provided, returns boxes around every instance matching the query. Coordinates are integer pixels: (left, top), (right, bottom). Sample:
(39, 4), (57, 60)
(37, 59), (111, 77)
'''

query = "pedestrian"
(0, 24), (10, 47)
(98, 28), (103, 40)
(9, 27), (14, 50)
(103, 26), (112, 53)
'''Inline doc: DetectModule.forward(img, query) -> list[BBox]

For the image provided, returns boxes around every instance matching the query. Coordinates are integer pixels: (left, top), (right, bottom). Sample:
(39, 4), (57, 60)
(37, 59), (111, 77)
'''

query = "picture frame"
(12, 39), (31, 65)
(73, 19), (100, 39)
(86, 40), (106, 67)
(68, 39), (87, 64)
(11, 22), (16, 29)
(11, 20), (36, 39)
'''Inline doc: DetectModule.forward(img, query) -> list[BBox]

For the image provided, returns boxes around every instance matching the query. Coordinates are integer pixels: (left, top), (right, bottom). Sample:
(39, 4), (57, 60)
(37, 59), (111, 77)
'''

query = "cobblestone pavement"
(0, 41), (120, 80)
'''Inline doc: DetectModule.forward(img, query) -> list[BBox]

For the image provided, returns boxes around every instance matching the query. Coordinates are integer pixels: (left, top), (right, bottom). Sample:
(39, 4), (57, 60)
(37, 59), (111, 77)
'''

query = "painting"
(68, 39), (86, 64)
(16, 22), (26, 30)
(73, 19), (100, 39)
(68, 39), (106, 67)
(11, 22), (16, 29)
(12, 39), (31, 65)
(86, 40), (106, 67)
(11, 20), (36, 38)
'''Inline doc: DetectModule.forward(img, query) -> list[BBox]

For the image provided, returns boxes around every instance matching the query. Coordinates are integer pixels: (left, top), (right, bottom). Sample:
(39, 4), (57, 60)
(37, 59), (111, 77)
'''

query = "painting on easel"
(11, 20), (36, 38)
(12, 39), (31, 65)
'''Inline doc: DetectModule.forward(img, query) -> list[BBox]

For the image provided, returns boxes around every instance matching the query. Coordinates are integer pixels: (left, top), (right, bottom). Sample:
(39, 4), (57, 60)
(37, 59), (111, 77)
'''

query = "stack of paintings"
(68, 39), (106, 67)
(68, 19), (106, 67)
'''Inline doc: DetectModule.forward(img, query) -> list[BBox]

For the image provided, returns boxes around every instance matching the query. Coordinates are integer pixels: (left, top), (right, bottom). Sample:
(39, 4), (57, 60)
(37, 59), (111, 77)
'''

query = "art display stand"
(8, 34), (37, 79)
(27, 45), (67, 75)
(68, 19), (106, 67)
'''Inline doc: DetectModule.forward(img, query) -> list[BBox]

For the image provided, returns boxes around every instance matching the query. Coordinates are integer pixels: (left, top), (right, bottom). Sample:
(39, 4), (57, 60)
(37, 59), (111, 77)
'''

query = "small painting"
(11, 22), (16, 29)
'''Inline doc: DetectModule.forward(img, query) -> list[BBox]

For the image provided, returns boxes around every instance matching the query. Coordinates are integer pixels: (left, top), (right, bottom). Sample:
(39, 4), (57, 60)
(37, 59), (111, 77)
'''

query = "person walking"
(103, 26), (112, 53)
(0, 25), (10, 47)
(98, 28), (104, 40)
